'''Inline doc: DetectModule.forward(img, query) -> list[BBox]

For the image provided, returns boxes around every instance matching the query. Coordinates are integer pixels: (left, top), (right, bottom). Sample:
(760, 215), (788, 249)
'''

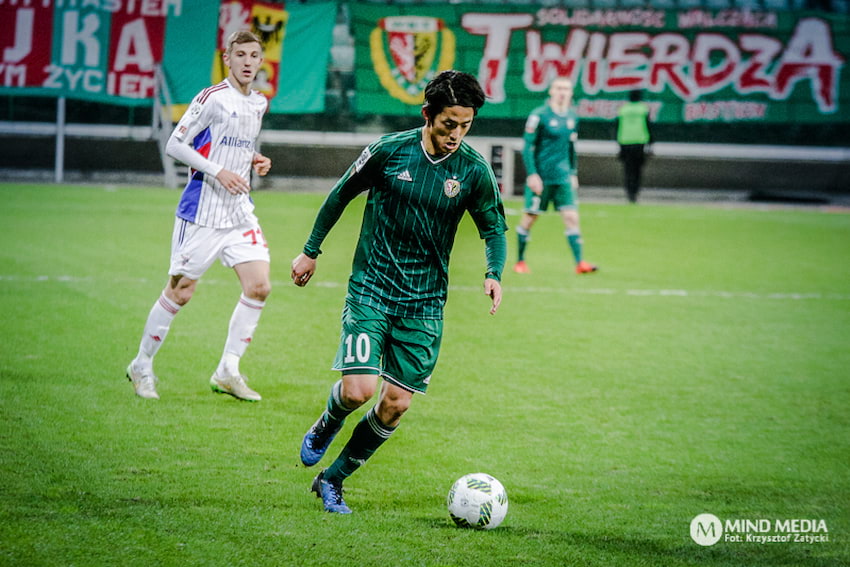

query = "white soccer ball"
(447, 472), (508, 530)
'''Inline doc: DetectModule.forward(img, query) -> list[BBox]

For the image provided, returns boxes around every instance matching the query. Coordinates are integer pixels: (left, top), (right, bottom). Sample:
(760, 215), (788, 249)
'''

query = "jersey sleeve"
(521, 110), (541, 176)
(569, 116), (579, 175)
(303, 140), (385, 258)
(467, 162), (508, 240)
(466, 162), (507, 280)
(166, 92), (222, 177)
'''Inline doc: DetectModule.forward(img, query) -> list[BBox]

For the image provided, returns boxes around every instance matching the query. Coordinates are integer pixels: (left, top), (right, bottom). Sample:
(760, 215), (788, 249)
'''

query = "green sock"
(324, 407), (395, 482)
(516, 226), (530, 261)
(322, 380), (353, 429)
(567, 231), (582, 263)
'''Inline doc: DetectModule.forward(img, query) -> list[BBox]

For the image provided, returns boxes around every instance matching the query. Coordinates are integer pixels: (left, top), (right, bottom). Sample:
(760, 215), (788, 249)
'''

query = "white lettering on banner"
(775, 18), (844, 112)
(462, 13), (843, 113)
(42, 63), (155, 96)
(678, 9), (778, 29)
(578, 98), (662, 119)
(107, 71), (155, 96)
(461, 12), (534, 103)
(535, 8), (666, 29)
(4, 8), (34, 63)
(113, 18), (155, 71)
(2, 0), (183, 17)
(61, 11), (100, 67)
(684, 100), (767, 121)
(0, 64), (27, 86)
(43, 64), (103, 91)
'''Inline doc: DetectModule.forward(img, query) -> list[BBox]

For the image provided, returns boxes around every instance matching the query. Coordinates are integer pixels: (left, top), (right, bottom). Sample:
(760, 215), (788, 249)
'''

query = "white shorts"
(169, 216), (270, 280)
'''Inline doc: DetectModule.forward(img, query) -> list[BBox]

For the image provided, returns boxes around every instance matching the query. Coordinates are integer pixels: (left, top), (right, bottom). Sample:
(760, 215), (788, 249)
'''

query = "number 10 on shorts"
(343, 333), (371, 363)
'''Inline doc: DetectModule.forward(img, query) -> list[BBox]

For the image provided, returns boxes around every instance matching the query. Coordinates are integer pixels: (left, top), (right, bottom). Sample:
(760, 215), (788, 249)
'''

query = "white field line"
(2, 275), (848, 301)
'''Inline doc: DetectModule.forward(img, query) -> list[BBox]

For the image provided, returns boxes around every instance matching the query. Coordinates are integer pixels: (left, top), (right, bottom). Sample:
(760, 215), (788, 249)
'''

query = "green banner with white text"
(351, 3), (849, 124)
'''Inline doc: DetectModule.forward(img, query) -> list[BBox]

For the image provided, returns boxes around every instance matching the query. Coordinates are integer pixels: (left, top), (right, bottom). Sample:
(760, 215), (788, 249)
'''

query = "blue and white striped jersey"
(170, 79), (267, 228)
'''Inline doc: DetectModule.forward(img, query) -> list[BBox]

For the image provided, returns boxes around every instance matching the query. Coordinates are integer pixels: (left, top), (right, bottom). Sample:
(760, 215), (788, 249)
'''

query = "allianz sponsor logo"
(219, 136), (253, 149)
(690, 513), (829, 546)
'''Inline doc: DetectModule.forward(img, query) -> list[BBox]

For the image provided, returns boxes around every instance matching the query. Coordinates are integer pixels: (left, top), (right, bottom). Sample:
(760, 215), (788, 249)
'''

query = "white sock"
(217, 293), (265, 376)
(136, 293), (181, 368)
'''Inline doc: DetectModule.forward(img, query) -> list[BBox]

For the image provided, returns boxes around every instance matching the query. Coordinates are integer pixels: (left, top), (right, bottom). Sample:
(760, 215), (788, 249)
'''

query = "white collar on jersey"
(420, 140), (454, 165)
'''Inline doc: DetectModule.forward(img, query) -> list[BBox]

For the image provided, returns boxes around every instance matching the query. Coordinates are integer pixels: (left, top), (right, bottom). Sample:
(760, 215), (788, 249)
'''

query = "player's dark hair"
(226, 30), (263, 54)
(422, 70), (486, 120)
(629, 89), (642, 102)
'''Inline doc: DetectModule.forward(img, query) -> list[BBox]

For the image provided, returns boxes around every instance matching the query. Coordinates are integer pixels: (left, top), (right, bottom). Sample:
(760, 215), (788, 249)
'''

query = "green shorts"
(523, 182), (577, 214)
(332, 300), (443, 394)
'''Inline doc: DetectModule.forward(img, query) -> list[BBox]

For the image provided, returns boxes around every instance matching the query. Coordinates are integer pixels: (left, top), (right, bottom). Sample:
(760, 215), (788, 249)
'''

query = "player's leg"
(515, 185), (543, 273)
(211, 222), (271, 401)
(314, 316), (440, 514)
(302, 301), (388, 467)
(127, 219), (212, 399)
(301, 372), (378, 467)
(556, 183), (597, 274)
(310, 372), (381, 514)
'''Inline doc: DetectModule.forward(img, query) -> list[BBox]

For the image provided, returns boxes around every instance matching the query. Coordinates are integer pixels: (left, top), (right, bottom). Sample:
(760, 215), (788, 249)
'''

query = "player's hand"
(216, 169), (251, 194)
(291, 253), (316, 287)
(570, 174), (579, 190)
(253, 153), (271, 176)
(527, 173), (543, 196)
(484, 278), (502, 315)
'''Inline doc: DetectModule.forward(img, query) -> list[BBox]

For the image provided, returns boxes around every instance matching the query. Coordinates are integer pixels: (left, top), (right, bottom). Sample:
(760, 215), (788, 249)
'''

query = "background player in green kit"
(514, 77), (597, 275)
(290, 70), (508, 514)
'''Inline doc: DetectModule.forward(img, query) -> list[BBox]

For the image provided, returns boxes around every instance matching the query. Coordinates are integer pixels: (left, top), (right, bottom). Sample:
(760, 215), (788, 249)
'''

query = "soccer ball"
(447, 473), (508, 530)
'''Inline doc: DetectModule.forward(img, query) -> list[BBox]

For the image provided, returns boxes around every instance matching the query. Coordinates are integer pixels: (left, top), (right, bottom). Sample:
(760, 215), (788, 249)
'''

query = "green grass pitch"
(1, 183), (848, 566)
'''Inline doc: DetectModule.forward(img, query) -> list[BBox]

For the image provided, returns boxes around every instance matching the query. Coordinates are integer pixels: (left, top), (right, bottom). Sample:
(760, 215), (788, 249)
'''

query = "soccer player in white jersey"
(126, 31), (272, 401)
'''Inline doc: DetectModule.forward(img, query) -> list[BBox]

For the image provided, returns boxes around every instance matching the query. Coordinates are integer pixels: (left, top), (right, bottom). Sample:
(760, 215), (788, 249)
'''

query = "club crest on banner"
(213, 0), (289, 99)
(370, 16), (455, 105)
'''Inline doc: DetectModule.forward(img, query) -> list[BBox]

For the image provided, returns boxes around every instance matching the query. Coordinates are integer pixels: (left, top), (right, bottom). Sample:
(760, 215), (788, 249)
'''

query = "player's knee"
(167, 285), (194, 306)
(341, 380), (376, 408)
(378, 388), (412, 421)
(246, 280), (271, 301)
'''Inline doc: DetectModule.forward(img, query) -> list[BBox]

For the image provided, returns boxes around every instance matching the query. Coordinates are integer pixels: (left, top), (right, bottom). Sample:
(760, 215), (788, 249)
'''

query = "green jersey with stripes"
(304, 127), (507, 319)
(522, 103), (579, 185)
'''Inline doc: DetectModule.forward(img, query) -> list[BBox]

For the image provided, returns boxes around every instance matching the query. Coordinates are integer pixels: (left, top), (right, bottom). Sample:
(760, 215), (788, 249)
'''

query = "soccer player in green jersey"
(290, 70), (508, 514)
(514, 77), (597, 275)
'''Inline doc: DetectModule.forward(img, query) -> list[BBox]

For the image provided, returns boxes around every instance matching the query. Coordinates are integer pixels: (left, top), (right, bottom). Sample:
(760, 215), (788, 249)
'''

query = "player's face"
(424, 105), (475, 156)
(549, 79), (573, 106)
(224, 41), (263, 90)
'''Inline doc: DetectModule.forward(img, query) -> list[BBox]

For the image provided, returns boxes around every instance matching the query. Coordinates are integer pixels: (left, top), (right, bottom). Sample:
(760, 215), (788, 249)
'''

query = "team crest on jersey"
(370, 16), (456, 105)
(444, 179), (460, 198)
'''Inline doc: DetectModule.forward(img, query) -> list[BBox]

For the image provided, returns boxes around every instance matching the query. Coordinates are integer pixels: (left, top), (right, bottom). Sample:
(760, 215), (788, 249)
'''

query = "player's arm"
(483, 232), (506, 315)
(467, 165), (508, 314)
(166, 96), (251, 194)
(568, 132), (578, 176)
(292, 144), (380, 287)
(521, 112), (543, 195)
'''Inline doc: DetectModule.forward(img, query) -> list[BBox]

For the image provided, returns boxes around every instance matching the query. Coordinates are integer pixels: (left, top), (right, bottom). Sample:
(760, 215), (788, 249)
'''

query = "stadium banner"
(0, 0), (335, 113)
(351, 3), (849, 124)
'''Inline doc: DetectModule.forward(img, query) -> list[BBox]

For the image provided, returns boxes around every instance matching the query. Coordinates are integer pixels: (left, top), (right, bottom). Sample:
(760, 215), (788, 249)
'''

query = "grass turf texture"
(1, 183), (848, 566)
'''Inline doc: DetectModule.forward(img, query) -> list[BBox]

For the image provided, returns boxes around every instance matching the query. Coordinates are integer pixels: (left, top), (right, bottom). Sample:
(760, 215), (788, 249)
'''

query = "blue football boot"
(300, 417), (341, 467)
(311, 470), (352, 514)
